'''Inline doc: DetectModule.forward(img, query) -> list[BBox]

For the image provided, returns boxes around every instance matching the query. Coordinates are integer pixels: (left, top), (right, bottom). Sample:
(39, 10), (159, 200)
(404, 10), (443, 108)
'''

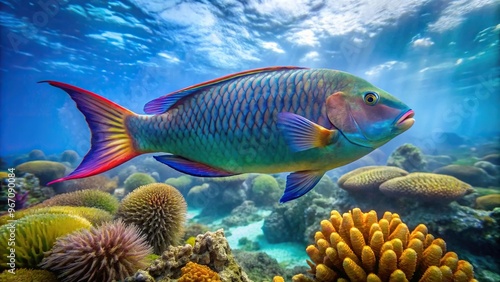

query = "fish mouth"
(395, 109), (415, 131)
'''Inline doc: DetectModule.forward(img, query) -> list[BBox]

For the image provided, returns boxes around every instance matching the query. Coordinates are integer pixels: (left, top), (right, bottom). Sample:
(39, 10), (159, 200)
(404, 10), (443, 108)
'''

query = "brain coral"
(379, 173), (474, 203)
(15, 160), (66, 185)
(338, 166), (408, 193)
(116, 183), (187, 254)
(38, 189), (119, 214)
(62, 175), (118, 193)
(0, 213), (91, 269)
(0, 205), (112, 226)
(40, 220), (151, 282)
(291, 208), (477, 282)
(178, 261), (221, 281)
(124, 172), (156, 193)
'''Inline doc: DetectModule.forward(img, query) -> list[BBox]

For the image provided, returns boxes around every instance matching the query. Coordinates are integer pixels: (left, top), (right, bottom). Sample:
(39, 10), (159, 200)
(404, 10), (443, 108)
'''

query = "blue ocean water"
(1, 1), (500, 281)
(0, 0), (498, 158)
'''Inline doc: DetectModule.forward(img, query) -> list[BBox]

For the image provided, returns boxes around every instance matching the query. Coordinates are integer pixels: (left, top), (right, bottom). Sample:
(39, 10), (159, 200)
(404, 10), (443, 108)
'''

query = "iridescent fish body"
(43, 67), (414, 202)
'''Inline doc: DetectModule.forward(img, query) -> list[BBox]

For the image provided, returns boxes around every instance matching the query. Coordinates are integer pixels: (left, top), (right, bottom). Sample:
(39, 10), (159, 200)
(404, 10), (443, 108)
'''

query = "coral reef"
(0, 173), (55, 210)
(338, 166), (408, 193)
(28, 149), (46, 161)
(178, 261), (221, 281)
(473, 161), (498, 177)
(0, 205), (112, 226)
(481, 153), (500, 165)
(116, 183), (187, 254)
(37, 189), (119, 214)
(434, 165), (494, 187)
(0, 268), (58, 282)
(263, 192), (333, 244)
(386, 143), (427, 172)
(221, 201), (263, 228)
(60, 150), (80, 166)
(0, 213), (91, 269)
(183, 223), (211, 242)
(62, 174), (118, 193)
(40, 220), (151, 282)
(234, 250), (285, 281)
(475, 194), (500, 210)
(249, 174), (281, 206)
(424, 155), (454, 171)
(165, 175), (196, 196)
(126, 229), (250, 282)
(124, 172), (156, 193)
(15, 160), (66, 186)
(188, 175), (248, 218)
(379, 173), (474, 203)
(295, 208), (477, 281)
(313, 175), (337, 198)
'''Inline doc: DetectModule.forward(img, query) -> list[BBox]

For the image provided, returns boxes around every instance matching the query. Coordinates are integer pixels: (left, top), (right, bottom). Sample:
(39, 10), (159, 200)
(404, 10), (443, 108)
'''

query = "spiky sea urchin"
(116, 183), (187, 254)
(40, 220), (151, 282)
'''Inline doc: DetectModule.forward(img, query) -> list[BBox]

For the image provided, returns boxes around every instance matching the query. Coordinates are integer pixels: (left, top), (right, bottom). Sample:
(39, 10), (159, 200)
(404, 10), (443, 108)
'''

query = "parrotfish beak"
(395, 109), (415, 132)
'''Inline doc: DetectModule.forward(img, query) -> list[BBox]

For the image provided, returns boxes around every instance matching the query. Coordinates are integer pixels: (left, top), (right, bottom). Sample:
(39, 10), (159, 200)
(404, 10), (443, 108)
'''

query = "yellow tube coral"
(297, 208), (476, 282)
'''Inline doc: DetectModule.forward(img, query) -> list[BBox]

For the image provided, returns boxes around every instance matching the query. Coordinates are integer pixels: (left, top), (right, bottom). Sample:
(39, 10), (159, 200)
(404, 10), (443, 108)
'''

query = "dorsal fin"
(144, 66), (306, 114)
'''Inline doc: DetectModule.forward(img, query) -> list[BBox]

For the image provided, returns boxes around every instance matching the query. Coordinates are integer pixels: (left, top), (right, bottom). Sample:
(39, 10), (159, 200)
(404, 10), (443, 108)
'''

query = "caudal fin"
(41, 81), (140, 185)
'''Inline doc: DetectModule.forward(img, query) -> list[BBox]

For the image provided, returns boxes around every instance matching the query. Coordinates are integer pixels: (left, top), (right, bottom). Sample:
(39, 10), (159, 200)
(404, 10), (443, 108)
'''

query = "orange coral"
(298, 208), (478, 282)
(178, 262), (221, 282)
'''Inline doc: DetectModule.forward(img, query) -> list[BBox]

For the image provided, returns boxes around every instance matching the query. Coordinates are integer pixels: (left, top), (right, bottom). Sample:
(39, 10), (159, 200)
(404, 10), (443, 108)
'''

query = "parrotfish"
(43, 66), (414, 202)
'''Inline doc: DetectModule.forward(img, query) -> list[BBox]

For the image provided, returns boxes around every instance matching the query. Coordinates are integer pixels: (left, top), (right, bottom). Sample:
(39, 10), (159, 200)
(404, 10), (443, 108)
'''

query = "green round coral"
(0, 213), (91, 270)
(40, 220), (151, 282)
(165, 175), (194, 195)
(124, 172), (156, 193)
(116, 183), (187, 254)
(0, 269), (58, 282)
(0, 205), (112, 226)
(15, 161), (66, 186)
(250, 175), (281, 206)
(38, 189), (119, 214)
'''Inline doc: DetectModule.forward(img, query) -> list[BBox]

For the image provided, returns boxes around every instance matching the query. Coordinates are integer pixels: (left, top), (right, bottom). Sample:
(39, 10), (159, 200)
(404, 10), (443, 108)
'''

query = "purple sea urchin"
(116, 183), (187, 254)
(40, 220), (151, 282)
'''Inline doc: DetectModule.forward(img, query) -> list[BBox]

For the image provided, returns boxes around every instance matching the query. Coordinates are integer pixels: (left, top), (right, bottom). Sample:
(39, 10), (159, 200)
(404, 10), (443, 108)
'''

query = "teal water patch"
(225, 218), (308, 268)
(187, 207), (202, 220)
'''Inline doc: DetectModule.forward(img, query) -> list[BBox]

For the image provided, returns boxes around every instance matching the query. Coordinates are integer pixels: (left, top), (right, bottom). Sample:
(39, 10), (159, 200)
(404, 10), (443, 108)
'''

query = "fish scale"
(127, 69), (334, 173)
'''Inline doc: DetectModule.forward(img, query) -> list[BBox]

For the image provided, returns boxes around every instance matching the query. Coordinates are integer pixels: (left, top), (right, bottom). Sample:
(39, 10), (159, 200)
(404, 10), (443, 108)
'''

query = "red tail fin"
(41, 81), (140, 184)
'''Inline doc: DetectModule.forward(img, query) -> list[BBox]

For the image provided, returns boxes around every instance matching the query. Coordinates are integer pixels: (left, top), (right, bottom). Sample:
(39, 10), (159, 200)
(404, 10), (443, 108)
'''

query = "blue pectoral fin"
(280, 170), (325, 203)
(277, 112), (338, 152)
(154, 155), (237, 177)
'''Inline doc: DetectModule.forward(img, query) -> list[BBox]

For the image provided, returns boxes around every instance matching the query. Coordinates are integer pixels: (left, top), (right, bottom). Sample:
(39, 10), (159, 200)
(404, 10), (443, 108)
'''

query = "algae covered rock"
(124, 172), (156, 193)
(434, 164), (495, 187)
(387, 143), (427, 172)
(379, 172), (474, 203)
(116, 183), (187, 254)
(0, 213), (91, 269)
(233, 251), (285, 282)
(15, 160), (67, 186)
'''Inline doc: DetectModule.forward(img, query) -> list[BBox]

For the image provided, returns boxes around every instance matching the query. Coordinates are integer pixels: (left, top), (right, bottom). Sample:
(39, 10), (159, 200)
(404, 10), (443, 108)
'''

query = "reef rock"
(233, 250), (285, 282)
(387, 143), (427, 172)
(434, 164), (495, 187)
(425, 154), (455, 171)
(481, 153), (500, 165)
(126, 229), (250, 282)
(15, 160), (67, 188)
(474, 161), (499, 177)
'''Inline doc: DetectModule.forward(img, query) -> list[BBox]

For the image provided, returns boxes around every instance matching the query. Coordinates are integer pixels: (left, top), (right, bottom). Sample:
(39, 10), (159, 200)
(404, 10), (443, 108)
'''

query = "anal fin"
(280, 170), (325, 203)
(154, 155), (236, 177)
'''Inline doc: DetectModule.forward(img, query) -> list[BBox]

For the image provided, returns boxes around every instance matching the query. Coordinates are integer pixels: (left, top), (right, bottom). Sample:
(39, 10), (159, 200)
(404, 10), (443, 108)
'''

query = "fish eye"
(363, 92), (379, 106)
